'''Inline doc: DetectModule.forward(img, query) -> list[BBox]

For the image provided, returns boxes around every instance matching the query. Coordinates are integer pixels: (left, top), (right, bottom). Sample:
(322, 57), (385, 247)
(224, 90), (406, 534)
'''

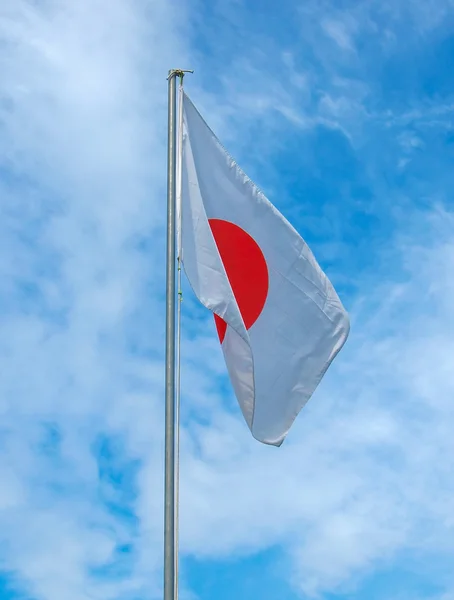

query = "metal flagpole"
(164, 68), (177, 600)
(164, 68), (192, 600)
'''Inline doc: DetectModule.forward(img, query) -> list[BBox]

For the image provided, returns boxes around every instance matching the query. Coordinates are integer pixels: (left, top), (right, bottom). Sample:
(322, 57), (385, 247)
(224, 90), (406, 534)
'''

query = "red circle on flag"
(208, 219), (269, 343)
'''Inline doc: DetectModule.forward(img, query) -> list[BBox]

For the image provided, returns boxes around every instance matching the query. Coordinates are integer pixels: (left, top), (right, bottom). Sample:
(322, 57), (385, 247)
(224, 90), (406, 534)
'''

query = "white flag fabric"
(180, 92), (350, 446)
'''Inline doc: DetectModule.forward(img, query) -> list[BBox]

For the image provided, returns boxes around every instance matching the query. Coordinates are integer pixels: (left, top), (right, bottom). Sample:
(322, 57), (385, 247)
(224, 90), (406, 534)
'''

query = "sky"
(1, 0), (454, 599)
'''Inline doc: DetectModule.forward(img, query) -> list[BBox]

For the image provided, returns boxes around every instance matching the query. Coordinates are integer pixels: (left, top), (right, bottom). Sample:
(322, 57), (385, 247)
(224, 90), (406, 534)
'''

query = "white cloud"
(322, 18), (356, 51)
(0, 0), (187, 598)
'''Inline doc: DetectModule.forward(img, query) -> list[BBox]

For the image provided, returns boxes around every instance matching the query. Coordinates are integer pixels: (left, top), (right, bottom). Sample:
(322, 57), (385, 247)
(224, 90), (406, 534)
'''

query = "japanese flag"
(180, 92), (350, 446)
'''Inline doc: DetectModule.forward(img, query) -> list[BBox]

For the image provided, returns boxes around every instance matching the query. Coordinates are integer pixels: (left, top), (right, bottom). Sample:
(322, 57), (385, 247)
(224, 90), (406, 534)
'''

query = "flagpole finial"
(167, 69), (194, 82)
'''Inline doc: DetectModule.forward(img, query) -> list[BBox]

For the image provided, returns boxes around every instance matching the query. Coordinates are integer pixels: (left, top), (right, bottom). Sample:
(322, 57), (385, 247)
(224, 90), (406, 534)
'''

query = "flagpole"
(164, 68), (177, 600)
(164, 68), (193, 600)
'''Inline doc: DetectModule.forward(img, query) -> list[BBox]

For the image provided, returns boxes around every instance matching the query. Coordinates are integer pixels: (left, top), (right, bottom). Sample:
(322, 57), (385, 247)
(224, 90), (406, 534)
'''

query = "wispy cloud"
(0, 0), (187, 598)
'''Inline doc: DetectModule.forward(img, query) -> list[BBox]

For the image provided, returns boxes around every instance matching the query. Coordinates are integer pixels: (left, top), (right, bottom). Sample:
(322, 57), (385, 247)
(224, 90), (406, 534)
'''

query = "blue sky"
(2, 0), (454, 599)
